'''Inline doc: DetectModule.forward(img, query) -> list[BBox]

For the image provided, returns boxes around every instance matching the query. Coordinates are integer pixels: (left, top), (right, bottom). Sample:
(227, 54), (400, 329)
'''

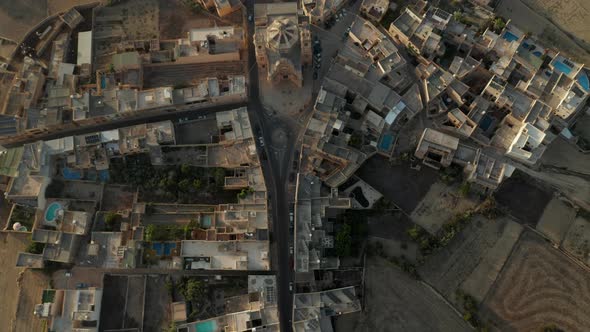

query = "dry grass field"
(483, 231), (590, 331)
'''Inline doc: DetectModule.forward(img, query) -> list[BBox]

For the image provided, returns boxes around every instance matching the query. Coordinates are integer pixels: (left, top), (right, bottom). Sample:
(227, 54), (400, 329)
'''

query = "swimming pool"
(201, 215), (212, 228)
(45, 202), (63, 223)
(152, 242), (177, 256)
(62, 167), (82, 180)
(195, 320), (217, 332)
(378, 134), (394, 151)
(577, 73), (589, 91)
(479, 115), (494, 131)
(502, 31), (519, 42)
(532, 51), (542, 58)
(553, 61), (573, 75)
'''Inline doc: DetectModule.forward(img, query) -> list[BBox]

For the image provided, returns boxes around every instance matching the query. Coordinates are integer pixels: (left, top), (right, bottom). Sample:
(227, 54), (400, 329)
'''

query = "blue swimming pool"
(152, 242), (177, 256)
(479, 115), (494, 131)
(201, 215), (212, 228)
(101, 76), (106, 89)
(502, 31), (519, 42)
(553, 61), (573, 75)
(195, 320), (217, 332)
(99, 170), (109, 182)
(578, 73), (589, 91)
(379, 134), (394, 151)
(45, 202), (63, 222)
(62, 167), (82, 180)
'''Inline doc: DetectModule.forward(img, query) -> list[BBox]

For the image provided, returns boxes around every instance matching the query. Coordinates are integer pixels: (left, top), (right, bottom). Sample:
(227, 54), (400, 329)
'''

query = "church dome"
(267, 18), (299, 51)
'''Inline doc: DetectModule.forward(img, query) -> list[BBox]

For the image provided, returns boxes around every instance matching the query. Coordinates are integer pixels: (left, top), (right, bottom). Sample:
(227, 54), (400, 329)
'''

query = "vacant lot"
(420, 215), (523, 303)
(411, 181), (480, 234)
(144, 275), (171, 331)
(356, 156), (438, 213)
(102, 185), (135, 212)
(335, 257), (471, 332)
(100, 274), (146, 331)
(0, 232), (50, 332)
(494, 172), (552, 225)
(483, 231), (590, 331)
(175, 118), (218, 145)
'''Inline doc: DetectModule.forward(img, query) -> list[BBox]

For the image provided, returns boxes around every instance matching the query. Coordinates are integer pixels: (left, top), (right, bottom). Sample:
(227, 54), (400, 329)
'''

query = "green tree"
(145, 224), (156, 242)
(492, 17), (506, 33)
(459, 182), (471, 197)
(192, 179), (202, 190)
(178, 179), (191, 192)
(104, 212), (121, 231)
(180, 164), (191, 175)
(26, 241), (46, 254)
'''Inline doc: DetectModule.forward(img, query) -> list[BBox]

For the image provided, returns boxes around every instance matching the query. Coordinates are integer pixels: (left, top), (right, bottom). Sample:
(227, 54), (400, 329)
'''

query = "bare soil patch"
(482, 230), (590, 331)
(562, 214), (590, 265)
(356, 156), (438, 213)
(536, 197), (577, 244)
(411, 181), (479, 234)
(0, 232), (50, 332)
(494, 171), (552, 225)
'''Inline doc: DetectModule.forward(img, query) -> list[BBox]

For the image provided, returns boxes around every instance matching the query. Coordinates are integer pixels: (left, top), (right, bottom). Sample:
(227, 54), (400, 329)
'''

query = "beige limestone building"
(254, 3), (312, 87)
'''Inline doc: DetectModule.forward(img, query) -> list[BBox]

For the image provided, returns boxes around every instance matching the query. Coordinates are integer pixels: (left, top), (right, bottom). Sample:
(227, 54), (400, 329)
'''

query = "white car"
(289, 282), (293, 292)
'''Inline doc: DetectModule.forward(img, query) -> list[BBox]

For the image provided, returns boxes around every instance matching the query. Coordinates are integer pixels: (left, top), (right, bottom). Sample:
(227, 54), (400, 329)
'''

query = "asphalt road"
(244, 1), (296, 330)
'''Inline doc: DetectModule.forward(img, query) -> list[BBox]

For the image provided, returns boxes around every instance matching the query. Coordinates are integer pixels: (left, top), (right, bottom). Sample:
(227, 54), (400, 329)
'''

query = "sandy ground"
(411, 181), (479, 235)
(0, 232), (50, 332)
(0, 1), (48, 41)
(335, 257), (471, 332)
(562, 215), (590, 265)
(483, 230), (590, 331)
(47, 0), (101, 15)
(420, 215), (523, 303)
(536, 197), (577, 244)
(541, 137), (590, 176)
(515, 164), (590, 211)
(496, 0), (590, 64)
(519, 0), (590, 50)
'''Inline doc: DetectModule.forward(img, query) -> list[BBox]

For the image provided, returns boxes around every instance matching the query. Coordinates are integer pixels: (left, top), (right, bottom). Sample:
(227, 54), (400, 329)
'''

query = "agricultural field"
(419, 215), (523, 303)
(335, 257), (471, 332)
(482, 231), (590, 331)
